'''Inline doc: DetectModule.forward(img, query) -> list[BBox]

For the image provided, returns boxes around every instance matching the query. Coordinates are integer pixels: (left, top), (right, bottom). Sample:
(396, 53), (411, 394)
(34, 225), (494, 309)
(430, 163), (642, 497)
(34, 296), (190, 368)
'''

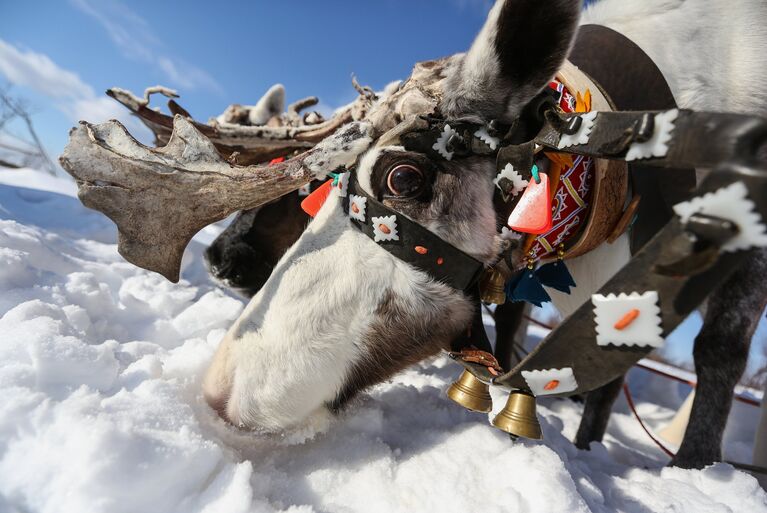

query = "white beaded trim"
(557, 111), (597, 149)
(372, 215), (399, 242)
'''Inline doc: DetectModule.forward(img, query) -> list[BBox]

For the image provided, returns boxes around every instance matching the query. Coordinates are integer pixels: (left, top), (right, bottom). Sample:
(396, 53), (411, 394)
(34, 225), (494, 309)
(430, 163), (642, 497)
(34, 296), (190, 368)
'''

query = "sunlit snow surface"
(1, 168), (765, 513)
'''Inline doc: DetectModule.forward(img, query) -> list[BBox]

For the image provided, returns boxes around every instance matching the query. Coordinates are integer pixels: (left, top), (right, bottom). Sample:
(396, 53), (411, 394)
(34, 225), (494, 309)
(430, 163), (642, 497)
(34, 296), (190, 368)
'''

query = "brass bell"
(479, 268), (507, 305)
(492, 390), (543, 440)
(446, 370), (493, 413)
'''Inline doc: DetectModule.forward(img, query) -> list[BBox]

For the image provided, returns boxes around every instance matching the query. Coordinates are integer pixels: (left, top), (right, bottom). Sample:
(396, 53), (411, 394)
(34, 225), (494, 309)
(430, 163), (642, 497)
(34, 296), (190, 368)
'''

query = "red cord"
(622, 382), (676, 458)
(633, 361), (696, 387)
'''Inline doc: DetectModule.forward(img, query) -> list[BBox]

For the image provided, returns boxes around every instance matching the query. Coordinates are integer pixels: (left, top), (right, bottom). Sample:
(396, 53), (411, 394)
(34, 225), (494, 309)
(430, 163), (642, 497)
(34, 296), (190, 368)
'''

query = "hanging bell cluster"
(492, 390), (543, 440)
(479, 268), (507, 305)
(446, 370), (493, 412)
(446, 370), (542, 440)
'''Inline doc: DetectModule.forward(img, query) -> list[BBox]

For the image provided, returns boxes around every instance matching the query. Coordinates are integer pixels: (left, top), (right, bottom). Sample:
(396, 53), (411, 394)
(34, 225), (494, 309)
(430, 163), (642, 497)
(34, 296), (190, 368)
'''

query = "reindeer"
(61, 0), (767, 470)
(202, 0), (767, 469)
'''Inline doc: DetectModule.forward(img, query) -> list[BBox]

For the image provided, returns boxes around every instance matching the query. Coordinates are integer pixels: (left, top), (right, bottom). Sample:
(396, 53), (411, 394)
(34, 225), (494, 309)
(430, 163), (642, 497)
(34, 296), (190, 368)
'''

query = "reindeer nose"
(206, 395), (232, 422)
(206, 387), (246, 428)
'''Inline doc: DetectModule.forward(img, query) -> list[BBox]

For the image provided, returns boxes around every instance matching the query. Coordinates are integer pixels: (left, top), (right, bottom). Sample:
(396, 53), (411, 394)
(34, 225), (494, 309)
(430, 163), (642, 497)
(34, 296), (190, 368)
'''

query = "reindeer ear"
(442, 0), (582, 122)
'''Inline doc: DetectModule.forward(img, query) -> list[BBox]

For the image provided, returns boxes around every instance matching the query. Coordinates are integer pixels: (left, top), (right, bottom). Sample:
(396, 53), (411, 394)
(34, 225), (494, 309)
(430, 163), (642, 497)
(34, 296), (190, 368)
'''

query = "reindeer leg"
(574, 375), (624, 449)
(493, 301), (528, 370)
(672, 249), (767, 469)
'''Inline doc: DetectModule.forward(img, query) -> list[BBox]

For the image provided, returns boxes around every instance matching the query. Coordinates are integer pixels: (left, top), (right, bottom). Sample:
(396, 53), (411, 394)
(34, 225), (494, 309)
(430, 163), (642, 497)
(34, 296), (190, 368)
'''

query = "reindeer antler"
(107, 87), (357, 165)
(60, 114), (372, 282)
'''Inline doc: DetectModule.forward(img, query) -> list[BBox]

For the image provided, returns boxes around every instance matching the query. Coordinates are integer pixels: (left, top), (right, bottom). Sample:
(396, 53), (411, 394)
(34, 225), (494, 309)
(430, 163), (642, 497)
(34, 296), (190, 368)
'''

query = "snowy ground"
(1, 168), (766, 513)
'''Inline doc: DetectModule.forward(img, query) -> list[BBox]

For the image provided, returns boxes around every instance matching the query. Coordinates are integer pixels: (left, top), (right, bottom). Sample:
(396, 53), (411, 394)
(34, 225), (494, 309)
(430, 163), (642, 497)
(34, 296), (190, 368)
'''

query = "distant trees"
(0, 85), (56, 174)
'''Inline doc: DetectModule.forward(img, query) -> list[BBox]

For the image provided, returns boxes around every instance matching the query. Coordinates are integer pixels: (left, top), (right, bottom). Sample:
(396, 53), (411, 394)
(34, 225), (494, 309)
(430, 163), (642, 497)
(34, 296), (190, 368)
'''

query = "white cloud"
(0, 39), (92, 100)
(70, 0), (222, 94)
(156, 57), (221, 93)
(0, 38), (149, 136)
(64, 96), (125, 124)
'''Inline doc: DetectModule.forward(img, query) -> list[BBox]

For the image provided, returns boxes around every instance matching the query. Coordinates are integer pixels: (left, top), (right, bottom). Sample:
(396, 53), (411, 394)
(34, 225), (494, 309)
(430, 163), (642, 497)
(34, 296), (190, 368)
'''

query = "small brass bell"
(447, 370), (493, 413)
(492, 390), (543, 440)
(479, 268), (507, 305)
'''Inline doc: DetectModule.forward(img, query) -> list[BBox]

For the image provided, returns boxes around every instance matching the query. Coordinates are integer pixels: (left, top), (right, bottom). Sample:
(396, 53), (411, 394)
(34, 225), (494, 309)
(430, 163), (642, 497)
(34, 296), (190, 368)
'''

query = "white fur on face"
(204, 185), (472, 430)
(203, 144), (503, 430)
(209, 192), (391, 429)
(356, 146), (384, 197)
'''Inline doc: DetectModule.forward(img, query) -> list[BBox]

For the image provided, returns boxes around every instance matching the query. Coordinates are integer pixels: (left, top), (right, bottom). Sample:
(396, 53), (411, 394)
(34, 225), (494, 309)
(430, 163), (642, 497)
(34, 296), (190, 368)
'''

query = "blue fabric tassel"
(505, 269), (551, 307)
(504, 272), (524, 301)
(535, 260), (577, 294)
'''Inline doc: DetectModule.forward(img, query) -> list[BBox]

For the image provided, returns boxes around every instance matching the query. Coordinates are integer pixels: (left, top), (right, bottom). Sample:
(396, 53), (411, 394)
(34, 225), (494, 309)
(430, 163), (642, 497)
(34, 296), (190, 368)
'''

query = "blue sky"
(0, 0), (493, 158)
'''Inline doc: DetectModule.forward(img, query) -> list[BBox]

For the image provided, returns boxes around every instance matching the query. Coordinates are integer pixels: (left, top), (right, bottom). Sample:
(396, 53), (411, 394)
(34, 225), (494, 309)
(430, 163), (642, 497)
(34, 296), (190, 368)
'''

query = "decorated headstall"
(303, 65), (767, 441)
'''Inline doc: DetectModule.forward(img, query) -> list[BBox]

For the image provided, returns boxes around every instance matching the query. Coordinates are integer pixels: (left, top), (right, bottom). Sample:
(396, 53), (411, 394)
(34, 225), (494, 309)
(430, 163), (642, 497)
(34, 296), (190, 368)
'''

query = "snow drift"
(0, 168), (765, 513)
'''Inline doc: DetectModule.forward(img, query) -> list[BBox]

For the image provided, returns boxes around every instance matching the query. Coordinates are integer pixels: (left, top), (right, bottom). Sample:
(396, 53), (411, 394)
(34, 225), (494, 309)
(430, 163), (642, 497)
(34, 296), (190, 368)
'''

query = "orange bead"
(614, 309), (640, 330)
(437, 257), (444, 265)
(379, 224), (391, 234)
(351, 203), (360, 214)
(543, 380), (560, 391)
(415, 246), (428, 255)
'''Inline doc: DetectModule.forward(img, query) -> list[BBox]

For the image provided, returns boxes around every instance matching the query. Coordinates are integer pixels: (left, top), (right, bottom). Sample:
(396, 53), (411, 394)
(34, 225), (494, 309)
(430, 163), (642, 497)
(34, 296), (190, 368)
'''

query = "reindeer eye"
(386, 164), (425, 197)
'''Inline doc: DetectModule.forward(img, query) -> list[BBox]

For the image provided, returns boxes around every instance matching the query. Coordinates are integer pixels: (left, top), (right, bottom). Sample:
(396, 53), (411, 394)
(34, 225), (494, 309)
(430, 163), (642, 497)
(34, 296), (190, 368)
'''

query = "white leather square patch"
(522, 368), (578, 396)
(372, 215), (399, 242)
(348, 194), (367, 222)
(592, 291), (664, 348)
(673, 181), (767, 252)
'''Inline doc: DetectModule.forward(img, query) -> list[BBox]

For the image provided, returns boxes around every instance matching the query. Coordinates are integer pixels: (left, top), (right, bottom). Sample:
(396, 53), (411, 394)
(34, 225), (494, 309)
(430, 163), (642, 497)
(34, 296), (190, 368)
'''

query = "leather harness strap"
(344, 176), (492, 355)
(344, 177), (485, 292)
(511, 23), (690, 264)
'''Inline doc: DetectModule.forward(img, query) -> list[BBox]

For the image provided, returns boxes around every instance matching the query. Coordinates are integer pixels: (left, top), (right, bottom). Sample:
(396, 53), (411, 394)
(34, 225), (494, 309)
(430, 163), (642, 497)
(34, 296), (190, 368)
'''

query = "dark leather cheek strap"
(345, 178), (485, 292)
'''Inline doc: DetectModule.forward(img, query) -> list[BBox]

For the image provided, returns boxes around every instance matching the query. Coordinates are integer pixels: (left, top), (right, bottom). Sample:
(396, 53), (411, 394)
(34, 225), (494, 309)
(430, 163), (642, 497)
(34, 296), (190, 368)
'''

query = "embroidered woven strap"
(523, 79), (597, 262)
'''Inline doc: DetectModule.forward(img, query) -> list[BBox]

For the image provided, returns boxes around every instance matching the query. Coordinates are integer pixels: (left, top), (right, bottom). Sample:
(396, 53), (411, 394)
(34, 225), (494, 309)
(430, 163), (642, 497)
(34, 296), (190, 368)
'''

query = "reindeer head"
(61, 0), (583, 430)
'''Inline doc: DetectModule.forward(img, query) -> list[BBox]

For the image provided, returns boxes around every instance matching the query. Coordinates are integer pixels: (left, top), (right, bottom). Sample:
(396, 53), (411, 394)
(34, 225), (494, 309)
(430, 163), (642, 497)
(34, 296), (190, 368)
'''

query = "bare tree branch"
(0, 158), (22, 169)
(0, 91), (57, 174)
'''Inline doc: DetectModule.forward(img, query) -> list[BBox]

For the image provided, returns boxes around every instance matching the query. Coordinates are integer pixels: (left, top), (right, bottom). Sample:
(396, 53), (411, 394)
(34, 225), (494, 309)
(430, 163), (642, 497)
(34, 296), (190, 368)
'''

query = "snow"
(1, 167), (766, 513)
